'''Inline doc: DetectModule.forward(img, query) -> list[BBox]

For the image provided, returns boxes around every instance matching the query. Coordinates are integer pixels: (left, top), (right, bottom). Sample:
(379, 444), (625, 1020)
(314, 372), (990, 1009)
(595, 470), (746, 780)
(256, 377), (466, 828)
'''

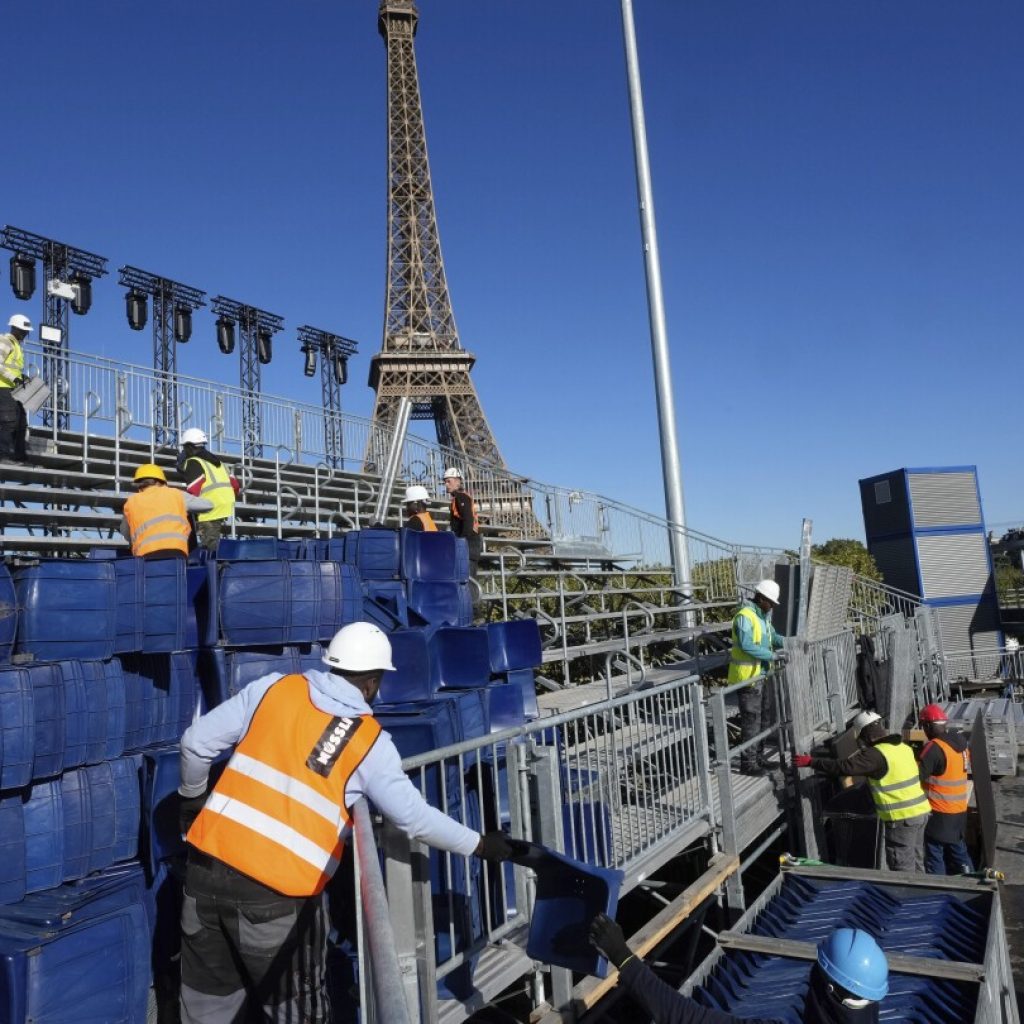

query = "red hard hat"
(919, 703), (947, 725)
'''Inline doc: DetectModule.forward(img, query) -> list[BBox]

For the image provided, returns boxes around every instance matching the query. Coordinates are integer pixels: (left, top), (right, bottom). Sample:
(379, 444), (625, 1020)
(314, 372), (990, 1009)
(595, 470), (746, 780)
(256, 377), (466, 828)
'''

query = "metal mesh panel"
(908, 472), (981, 527)
(915, 533), (991, 599)
(867, 537), (920, 595)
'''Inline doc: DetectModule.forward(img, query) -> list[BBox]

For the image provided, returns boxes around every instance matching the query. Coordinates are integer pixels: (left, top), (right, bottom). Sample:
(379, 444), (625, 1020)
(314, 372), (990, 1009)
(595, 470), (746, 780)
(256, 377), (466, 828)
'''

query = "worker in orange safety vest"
(917, 703), (974, 875)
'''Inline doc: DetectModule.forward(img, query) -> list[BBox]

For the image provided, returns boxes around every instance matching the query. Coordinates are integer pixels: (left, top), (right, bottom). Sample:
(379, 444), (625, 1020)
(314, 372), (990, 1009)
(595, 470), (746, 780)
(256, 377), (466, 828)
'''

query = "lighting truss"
(298, 326), (358, 469)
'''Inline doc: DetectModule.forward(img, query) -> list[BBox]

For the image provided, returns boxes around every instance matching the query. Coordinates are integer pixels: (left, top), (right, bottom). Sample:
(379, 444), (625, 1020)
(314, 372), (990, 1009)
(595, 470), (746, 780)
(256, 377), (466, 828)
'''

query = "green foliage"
(995, 557), (1024, 607)
(812, 538), (881, 581)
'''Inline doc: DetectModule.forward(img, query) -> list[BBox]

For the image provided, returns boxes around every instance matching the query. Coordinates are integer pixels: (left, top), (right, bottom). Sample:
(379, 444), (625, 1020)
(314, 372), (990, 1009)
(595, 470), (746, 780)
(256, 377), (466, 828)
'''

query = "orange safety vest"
(123, 485), (190, 557)
(411, 510), (437, 531)
(450, 491), (479, 534)
(921, 736), (970, 815)
(188, 674), (382, 897)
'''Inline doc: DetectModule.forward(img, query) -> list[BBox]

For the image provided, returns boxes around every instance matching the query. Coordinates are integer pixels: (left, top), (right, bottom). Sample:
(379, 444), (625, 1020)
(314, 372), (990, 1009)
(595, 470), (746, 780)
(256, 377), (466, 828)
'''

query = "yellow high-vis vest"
(869, 741), (931, 822)
(193, 457), (235, 522)
(728, 605), (767, 684)
(0, 334), (24, 390)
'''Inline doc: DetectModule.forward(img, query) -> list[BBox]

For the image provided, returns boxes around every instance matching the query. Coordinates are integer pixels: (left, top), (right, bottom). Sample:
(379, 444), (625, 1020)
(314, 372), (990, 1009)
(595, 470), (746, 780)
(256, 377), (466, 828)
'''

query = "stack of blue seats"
(0, 532), (547, 1016)
(690, 874), (986, 1022)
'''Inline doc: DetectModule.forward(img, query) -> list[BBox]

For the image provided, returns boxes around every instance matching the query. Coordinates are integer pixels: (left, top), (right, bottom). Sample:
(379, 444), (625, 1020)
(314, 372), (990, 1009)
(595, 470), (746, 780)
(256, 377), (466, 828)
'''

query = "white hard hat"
(754, 579), (781, 605)
(8, 314), (32, 333)
(851, 710), (881, 732)
(181, 428), (208, 446)
(404, 485), (430, 503)
(442, 467), (463, 481)
(322, 622), (396, 673)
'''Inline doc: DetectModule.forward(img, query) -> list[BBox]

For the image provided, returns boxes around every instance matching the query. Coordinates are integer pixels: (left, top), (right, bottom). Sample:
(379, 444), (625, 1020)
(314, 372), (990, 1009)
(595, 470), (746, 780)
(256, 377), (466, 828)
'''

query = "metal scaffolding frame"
(298, 326), (357, 469)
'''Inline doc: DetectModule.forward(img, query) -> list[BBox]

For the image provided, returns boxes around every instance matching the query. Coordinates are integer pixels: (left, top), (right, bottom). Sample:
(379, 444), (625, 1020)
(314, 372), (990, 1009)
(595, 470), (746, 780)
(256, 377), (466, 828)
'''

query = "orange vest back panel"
(413, 511), (438, 531)
(188, 673), (382, 896)
(123, 486), (190, 557)
(922, 736), (970, 814)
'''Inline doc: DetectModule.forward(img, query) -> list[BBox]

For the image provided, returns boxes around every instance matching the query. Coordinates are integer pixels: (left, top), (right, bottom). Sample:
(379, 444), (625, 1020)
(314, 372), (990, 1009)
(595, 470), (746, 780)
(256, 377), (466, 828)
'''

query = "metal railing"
(19, 341), (787, 576)
(942, 646), (1021, 689)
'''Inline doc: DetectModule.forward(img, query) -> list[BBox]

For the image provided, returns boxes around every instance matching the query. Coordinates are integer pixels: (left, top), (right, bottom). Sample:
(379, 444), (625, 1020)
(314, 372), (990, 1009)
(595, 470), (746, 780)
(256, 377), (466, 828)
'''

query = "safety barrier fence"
(942, 646), (1021, 688)
(844, 574), (923, 632)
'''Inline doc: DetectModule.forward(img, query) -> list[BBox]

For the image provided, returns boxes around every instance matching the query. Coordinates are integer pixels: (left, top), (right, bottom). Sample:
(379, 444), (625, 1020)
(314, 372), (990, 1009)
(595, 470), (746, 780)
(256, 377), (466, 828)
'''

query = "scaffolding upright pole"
(620, 0), (691, 589)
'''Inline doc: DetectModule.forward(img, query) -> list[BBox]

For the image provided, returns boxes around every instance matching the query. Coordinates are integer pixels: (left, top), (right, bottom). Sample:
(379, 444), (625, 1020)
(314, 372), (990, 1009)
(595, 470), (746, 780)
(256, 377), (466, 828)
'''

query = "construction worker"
(403, 484), (437, 531)
(443, 466), (482, 613)
(794, 712), (931, 872)
(729, 580), (786, 774)
(0, 313), (31, 463)
(177, 427), (239, 551)
(917, 703), (974, 875)
(119, 464), (213, 559)
(177, 622), (515, 1022)
(589, 914), (888, 1023)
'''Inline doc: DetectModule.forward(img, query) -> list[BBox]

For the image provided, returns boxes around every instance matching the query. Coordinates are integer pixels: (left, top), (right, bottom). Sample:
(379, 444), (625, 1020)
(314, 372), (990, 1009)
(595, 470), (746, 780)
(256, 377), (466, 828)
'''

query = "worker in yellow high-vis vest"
(793, 712), (931, 872)
(729, 579), (786, 775)
(178, 428), (239, 552)
(0, 313), (31, 463)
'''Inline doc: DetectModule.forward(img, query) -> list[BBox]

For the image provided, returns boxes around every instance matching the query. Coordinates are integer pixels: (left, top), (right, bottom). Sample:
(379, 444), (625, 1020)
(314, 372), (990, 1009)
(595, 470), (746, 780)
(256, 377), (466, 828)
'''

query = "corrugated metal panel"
(916, 532), (991, 598)
(933, 602), (1001, 655)
(866, 536), (920, 595)
(805, 564), (852, 641)
(908, 471), (981, 527)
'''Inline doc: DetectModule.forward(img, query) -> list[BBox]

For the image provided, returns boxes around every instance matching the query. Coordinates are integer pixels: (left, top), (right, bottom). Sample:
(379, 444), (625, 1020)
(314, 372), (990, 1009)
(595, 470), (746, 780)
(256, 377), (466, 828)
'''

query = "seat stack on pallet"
(0, 530), (546, 1018)
(687, 869), (1012, 1023)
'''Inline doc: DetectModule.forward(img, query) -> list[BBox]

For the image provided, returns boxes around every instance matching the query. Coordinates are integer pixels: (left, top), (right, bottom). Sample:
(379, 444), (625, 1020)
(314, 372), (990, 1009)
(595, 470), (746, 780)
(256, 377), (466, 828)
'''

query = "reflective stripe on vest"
(188, 674), (382, 897)
(123, 487), (190, 557)
(728, 605), (765, 684)
(413, 511), (437, 531)
(450, 491), (479, 533)
(0, 334), (23, 389)
(868, 742), (931, 822)
(193, 457), (235, 522)
(922, 737), (970, 814)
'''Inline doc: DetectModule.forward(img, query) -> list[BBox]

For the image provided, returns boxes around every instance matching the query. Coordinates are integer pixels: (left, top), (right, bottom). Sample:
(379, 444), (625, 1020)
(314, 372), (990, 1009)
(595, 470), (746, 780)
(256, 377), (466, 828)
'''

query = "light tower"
(299, 326), (357, 469)
(369, 0), (505, 470)
(210, 297), (284, 460)
(0, 225), (108, 430)
(119, 266), (206, 446)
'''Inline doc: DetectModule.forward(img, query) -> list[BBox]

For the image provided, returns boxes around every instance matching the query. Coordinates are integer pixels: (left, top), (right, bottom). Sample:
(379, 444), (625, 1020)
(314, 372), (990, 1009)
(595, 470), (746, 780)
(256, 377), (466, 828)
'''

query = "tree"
(812, 538), (881, 581)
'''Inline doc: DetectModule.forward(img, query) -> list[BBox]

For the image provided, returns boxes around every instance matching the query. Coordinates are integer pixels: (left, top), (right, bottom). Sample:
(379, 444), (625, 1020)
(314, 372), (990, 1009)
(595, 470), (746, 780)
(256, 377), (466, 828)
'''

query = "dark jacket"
(617, 959), (877, 1024)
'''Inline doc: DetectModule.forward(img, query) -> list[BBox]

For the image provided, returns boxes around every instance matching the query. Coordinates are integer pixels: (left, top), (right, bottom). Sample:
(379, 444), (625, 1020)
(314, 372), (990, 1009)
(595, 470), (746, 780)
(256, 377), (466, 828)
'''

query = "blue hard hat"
(817, 928), (889, 1002)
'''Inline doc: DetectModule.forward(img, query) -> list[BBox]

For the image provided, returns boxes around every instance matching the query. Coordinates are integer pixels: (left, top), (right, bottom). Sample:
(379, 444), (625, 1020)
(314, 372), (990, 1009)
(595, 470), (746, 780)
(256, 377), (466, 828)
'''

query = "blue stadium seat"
(198, 646), (297, 706)
(86, 757), (142, 873)
(14, 560), (117, 662)
(453, 537), (470, 584)
(217, 561), (320, 646)
(59, 662), (127, 766)
(406, 580), (462, 628)
(277, 540), (303, 559)
(143, 747), (185, 874)
(121, 653), (198, 752)
(0, 564), (18, 665)
(456, 583), (473, 626)
(214, 538), (279, 560)
(317, 561), (363, 639)
(343, 529), (401, 580)
(484, 682), (526, 734)
(139, 558), (187, 653)
(111, 557), (144, 654)
(428, 627), (492, 689)
(60, 769), (92, 882)
(401, 529), (459, 582)
(486, 620), (542, 673)
(500, 668), (540, 720)
(361, 579), (409, 631)
(377, 629), (435, 704)
(519, 843), (623, 977)
(30, 664), (65, 781)
(0, 869), (150, 1024)
(0, 667), (34, 789)
(184, 563), (214, 649)
(0, 796), (26, 906)
(23, 780), (63, 893)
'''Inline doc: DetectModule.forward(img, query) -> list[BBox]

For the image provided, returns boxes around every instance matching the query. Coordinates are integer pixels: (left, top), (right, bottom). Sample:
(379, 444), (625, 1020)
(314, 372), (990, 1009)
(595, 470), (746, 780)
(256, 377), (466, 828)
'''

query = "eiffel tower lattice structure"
(369, 1), (543, 538)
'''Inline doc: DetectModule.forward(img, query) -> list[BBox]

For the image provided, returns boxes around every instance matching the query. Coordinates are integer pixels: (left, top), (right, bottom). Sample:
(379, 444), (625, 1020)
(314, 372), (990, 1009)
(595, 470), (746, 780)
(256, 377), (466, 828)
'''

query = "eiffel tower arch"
(368, 1), (543, 538)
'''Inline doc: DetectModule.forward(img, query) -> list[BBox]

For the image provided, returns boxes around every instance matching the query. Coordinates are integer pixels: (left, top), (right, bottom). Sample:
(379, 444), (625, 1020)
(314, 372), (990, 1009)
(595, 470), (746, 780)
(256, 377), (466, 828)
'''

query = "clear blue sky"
(3, 1), (1021, 549)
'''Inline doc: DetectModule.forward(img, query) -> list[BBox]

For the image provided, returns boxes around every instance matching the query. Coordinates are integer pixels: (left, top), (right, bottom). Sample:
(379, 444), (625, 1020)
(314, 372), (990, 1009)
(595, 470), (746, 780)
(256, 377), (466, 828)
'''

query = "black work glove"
(588, 912), (633, 969)
(178, 792), (207, 837)
(475, 831), (516, 862)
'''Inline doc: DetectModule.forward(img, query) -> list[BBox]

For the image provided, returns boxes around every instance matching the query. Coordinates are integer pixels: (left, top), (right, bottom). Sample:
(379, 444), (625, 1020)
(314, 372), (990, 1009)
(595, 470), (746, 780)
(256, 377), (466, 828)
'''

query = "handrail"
(351, 799), (413, 1024)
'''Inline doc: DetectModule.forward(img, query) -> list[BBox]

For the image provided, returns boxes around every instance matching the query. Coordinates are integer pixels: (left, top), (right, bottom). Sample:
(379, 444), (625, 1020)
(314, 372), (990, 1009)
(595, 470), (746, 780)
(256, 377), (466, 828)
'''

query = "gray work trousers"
(180, 854), (330, 1023)
(883, 816), (927, 873)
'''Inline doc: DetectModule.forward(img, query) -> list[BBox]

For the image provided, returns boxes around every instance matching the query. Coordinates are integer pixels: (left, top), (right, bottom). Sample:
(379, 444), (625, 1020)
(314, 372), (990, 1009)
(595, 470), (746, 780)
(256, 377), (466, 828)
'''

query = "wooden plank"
(535, 853), (739, 1024)
(716, 931), (985, 983)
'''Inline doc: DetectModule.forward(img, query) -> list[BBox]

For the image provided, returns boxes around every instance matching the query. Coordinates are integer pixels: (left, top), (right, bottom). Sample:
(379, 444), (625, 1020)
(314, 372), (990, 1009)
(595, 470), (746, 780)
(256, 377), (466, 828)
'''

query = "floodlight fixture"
(126, 289), (148, 331)
(9, 254), (35, 300)
(216, 316), (236, 354)
(69, 272), (92, 315)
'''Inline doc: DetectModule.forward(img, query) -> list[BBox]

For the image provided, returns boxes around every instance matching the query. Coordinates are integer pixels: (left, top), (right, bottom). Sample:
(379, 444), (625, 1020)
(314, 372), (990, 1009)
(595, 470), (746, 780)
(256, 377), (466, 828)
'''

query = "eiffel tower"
(369, 0), (506, 471)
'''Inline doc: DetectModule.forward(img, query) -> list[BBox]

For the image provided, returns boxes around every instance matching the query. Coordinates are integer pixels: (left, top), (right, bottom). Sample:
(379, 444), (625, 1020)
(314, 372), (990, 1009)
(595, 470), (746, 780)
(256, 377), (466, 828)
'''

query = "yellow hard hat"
(133, 463), (166, 484)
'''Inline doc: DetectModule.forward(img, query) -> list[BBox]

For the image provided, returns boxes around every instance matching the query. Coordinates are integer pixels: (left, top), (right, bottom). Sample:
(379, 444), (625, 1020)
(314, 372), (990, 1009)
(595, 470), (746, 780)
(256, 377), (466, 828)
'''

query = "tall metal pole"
(619, 0), (691, 587)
